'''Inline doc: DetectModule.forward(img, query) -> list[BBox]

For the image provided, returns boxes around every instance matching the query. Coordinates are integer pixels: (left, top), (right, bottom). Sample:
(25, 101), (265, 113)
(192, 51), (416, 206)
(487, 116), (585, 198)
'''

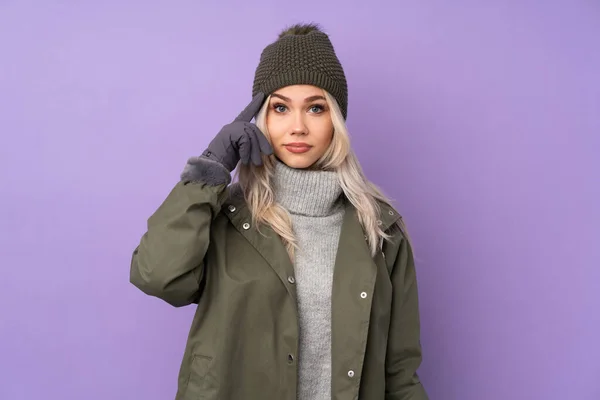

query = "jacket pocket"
(183, 355), (213, 399)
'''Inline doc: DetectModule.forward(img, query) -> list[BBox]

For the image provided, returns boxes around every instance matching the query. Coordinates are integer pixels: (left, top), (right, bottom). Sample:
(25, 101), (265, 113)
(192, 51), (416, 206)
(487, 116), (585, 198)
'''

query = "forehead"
(272, 84), (324, 99)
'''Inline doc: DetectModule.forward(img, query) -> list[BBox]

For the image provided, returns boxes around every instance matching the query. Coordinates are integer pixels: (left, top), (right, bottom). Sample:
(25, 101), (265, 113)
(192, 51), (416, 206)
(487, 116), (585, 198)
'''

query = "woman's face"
(266, 84), (334, 169)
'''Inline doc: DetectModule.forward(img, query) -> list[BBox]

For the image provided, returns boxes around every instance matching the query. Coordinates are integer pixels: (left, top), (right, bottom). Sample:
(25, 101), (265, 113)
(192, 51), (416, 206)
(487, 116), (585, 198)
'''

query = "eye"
(272, 103), (287, 113)
(309, 104), (325, 114)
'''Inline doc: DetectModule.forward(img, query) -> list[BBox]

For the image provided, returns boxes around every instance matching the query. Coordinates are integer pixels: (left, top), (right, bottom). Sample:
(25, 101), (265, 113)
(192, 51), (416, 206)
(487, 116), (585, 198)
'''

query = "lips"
(283, 143), (312, 154)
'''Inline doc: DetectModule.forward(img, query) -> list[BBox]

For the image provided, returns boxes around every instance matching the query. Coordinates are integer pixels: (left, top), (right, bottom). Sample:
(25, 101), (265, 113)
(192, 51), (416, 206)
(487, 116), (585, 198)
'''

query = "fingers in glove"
(237, 134), (251, 165)
(245, 127), (264, 166)
(234, 92), (266, 123)
(249, 125), (273, 156)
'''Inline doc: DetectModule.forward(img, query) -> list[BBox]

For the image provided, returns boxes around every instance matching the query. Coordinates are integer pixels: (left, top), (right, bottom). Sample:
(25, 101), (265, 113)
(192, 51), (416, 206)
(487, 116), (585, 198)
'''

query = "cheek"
(314, 120), (334, 147)
(265, 117), (283, 144)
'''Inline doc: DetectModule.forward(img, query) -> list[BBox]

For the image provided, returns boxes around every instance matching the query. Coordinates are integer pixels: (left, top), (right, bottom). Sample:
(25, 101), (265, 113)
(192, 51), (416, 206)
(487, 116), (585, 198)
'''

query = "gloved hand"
(201, 92), (273, 171)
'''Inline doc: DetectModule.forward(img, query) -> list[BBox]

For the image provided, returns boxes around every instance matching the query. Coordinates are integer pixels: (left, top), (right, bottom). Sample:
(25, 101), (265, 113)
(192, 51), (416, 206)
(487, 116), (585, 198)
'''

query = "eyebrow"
(271, 93), (326, 102)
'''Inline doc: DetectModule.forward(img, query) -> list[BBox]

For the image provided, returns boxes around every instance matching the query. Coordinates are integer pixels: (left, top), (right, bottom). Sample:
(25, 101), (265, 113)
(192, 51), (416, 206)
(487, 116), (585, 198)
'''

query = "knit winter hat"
(252, 23), (348, 119)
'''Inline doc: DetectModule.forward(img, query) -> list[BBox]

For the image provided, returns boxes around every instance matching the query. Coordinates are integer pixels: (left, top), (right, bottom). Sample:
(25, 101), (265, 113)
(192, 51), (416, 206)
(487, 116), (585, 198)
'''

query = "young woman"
(130, 23), (429, 400)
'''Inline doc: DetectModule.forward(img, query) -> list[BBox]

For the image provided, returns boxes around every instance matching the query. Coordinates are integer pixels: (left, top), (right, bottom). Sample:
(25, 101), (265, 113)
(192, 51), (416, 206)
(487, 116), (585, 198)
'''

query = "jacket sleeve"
(129, 177), (229, 307)
(385, 228), (429, 400)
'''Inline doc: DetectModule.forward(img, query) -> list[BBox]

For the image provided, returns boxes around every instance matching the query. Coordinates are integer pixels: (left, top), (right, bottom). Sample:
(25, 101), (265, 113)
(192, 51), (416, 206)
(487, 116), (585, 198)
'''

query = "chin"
(276, 154), (318, 169)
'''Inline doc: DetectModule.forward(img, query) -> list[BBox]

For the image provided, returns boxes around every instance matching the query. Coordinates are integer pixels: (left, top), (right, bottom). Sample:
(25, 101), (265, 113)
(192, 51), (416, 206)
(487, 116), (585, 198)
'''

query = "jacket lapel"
(222, 187), (298, 305)
(330, 203), (377, 399)
(331, 200), (401, 400)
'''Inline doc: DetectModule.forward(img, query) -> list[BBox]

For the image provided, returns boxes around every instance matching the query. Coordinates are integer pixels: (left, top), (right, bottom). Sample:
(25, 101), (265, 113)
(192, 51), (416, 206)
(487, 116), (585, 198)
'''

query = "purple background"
(1, 1), (599, 399)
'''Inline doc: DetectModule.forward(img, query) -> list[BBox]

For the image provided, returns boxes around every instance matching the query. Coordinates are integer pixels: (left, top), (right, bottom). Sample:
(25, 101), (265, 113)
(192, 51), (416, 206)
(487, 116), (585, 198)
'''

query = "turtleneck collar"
(272, 159), (344, 217)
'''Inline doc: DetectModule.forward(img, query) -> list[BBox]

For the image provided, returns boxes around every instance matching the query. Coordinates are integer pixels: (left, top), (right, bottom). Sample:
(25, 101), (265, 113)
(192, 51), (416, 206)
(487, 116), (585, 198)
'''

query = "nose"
(290, 111), (307, 135)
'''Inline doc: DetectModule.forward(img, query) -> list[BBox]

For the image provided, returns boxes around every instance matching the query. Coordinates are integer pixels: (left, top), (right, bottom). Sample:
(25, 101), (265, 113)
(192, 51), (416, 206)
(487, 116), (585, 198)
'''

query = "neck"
(272, 159), (343, 217)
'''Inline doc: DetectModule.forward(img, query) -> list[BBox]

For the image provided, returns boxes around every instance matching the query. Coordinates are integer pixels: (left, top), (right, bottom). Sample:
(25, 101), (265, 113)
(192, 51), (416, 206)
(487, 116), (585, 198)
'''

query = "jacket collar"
(375, 200), (402, 232)
(224, 183), (402, 234)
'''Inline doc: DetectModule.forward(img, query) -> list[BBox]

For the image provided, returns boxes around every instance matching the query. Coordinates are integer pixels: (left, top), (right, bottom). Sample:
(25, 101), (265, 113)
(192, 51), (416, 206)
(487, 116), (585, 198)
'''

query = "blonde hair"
(236, 90), (409, 259)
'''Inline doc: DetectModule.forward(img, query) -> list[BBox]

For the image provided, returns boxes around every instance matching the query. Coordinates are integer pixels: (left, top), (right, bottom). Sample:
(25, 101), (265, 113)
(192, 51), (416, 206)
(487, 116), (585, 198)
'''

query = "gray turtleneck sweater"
(273, 160), (345, 400)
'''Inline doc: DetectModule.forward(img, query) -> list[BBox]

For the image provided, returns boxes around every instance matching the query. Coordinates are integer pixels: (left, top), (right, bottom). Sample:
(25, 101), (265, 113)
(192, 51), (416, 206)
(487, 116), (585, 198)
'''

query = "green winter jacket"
(130, 179), (428, 400)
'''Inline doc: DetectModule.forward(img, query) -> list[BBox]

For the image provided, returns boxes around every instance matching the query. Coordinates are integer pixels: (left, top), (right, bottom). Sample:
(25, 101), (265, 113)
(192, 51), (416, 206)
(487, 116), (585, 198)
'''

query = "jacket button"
(288, 276), (295, 284)
(288, 354), (294, 364)
(347, 370), (355, 378)
(228, 205), (236, 212)
(360, 292), (367, 299)
(389, 210), (394, 215)
(376, 220), (382, 226)
(242, 222), (250, 230)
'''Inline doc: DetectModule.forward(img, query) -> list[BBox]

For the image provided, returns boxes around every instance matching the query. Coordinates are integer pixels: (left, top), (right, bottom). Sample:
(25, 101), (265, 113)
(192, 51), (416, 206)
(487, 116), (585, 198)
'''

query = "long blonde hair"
(236, 90), (407, 258)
